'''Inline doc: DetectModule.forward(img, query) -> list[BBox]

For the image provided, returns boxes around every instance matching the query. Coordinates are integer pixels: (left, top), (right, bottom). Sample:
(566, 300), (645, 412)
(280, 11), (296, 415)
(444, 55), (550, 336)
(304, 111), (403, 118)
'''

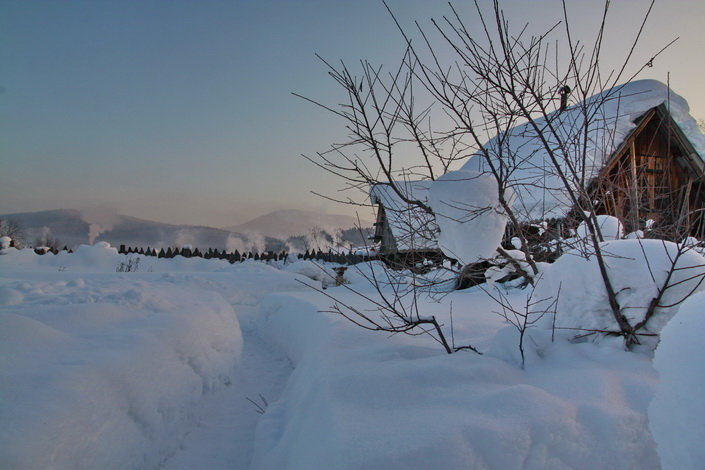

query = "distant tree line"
(19, 241), (377, 266)
(114, 245), (376, 265)
(117, 245), (290, 263)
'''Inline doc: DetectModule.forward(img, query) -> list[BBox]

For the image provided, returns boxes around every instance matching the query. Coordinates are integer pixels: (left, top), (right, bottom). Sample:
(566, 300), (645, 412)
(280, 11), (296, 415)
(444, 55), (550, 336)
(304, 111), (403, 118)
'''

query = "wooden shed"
(590, 103), (705, 238)
(459, 79), (705, 243)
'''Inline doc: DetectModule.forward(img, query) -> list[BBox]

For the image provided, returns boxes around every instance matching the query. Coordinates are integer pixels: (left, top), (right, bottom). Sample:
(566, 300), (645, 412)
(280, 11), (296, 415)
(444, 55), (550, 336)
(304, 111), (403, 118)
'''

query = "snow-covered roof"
(370, 180), (439, 251)
(460, 79), (705, 221)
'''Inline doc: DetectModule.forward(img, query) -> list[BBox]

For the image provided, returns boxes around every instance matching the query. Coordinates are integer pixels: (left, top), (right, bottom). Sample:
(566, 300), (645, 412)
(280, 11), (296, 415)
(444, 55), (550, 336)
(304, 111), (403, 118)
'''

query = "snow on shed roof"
(370, 180), (439, 251)
(460, 79), (705, 221)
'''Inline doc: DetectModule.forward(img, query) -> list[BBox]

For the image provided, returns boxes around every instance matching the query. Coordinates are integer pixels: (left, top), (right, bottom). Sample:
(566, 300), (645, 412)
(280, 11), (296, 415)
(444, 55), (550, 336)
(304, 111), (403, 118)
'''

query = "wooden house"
(460, 79), (705, 242)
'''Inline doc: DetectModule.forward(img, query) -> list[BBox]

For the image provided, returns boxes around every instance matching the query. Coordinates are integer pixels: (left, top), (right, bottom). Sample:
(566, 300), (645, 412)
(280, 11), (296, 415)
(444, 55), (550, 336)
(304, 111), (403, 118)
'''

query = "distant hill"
(0, 209), (372, 253)
(0, 209), (248, 252)
(225, 209), (366, 237)
(225, 209), (372, 252)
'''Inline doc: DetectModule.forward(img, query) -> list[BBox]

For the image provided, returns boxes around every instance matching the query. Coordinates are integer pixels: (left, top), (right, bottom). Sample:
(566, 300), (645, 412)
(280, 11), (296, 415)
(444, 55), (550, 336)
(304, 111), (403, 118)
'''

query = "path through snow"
(160, 304), (292, 469)
(160, 272), (298, 469)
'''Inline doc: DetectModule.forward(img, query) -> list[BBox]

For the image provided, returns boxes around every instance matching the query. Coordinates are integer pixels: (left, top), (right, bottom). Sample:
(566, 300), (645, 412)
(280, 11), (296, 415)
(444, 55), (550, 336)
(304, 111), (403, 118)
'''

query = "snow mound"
(0, 287), (23, 306)
(576, 215), (624, 241)
(252, 288), (659, 469)
(532, 239), (705, 345)
(283, 260), (338, 288)
(0, 277), (242, 469)
(0, 236), (11, 250)
(429, 169), (507, 264)
(649, 290), (705, 469)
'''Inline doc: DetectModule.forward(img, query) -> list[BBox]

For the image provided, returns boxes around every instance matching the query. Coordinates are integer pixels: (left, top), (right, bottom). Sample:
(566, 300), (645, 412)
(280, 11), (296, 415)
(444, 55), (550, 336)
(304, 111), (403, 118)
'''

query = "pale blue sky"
(2, 0), (703, 226)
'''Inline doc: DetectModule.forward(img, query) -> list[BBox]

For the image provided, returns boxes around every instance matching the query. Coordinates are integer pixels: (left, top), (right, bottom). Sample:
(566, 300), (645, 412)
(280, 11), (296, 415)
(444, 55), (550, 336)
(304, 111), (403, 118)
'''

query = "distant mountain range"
(0, 209), (372, 253)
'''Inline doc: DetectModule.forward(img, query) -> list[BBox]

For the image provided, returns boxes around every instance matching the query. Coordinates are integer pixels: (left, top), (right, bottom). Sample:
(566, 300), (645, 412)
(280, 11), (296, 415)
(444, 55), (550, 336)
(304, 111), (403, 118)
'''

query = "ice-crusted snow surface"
(1, 243), (698, 469)
(461, 79), (705, 221)
(649, 290), (705, 470)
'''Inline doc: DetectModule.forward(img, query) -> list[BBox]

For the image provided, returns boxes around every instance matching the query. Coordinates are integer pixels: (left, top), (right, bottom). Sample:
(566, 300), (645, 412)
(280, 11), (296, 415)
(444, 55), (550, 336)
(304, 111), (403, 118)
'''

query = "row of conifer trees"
(30, 243), (374, 265)
(116, 245), (374, 265)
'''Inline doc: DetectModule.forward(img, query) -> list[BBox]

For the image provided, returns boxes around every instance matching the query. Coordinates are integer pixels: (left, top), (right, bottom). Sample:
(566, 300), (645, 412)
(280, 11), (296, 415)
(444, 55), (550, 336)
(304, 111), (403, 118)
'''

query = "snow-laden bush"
(429, 168), (507, 264)
(649, 290), (705, 469)
(0, 236), (11, 250)
(531, 239), (705, 347)
(484, 249), (550, 287)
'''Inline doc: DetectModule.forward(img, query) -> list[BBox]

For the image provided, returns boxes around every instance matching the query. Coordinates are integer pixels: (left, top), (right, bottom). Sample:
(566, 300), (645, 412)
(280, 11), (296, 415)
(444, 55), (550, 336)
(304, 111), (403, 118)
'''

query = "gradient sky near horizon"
(2, 0), (704, 227)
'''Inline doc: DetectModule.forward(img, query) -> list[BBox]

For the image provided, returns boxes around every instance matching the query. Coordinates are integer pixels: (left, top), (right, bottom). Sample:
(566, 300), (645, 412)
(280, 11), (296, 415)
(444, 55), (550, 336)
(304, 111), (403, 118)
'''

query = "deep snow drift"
(649, 290), (705, 470)
(0, 249), (244, 469)
(532, 239), (705, 345)
(0, 243), (304, 469)
(251, 280), (660, 469)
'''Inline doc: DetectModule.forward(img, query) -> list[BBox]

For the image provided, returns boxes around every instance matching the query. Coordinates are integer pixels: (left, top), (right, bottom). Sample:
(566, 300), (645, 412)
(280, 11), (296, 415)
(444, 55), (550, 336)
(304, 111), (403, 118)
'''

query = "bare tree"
(301, 0), (698, 352)
(305, 252), (481, 355)
(484, 283), (560, 368)
(0, 218), (27, 248)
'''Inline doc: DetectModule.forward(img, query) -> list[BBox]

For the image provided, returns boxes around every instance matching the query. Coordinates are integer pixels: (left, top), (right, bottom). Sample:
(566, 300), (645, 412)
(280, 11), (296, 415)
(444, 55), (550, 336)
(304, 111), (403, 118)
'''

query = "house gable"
(592, 104), (705, 237)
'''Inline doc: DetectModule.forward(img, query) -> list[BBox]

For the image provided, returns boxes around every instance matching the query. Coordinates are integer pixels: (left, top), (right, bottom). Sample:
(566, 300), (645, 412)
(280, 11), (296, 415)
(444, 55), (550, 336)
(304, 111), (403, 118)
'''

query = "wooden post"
(630, 140), (639, 230)
(333, 266), (348, 286)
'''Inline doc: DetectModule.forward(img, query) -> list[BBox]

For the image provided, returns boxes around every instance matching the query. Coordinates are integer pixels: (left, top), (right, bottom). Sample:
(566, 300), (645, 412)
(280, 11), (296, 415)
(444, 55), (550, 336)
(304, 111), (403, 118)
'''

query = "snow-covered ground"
(0, 245), (302, 469)
(0, 243), (701, 468)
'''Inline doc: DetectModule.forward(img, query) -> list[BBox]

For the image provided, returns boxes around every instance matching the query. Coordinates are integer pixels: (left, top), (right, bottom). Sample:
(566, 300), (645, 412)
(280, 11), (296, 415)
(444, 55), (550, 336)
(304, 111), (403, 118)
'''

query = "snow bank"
(649, 290), (705, 469)
(251, 285), (659, 469)
(429, 169), (507, 264)
(282, 260), (338, 289)
(0, 276), (242, 469)
(0, 243), (240, 273)
(532, 239), (705, 345)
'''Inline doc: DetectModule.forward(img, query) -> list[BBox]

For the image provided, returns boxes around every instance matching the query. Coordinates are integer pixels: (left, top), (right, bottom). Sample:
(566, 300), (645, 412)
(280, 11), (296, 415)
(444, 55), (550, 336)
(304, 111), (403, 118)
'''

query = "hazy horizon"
(0, 205), (374, 230)
(2, 0), (704, 227)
